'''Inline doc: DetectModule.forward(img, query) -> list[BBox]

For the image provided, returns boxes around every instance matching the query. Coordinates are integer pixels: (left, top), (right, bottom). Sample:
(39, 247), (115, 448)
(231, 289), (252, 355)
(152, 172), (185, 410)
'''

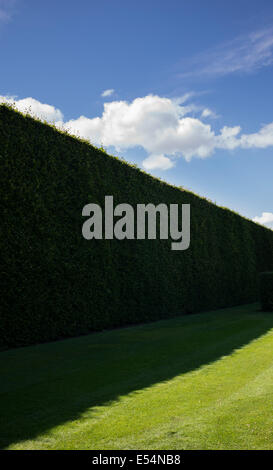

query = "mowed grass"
(1, 303), (273, 450)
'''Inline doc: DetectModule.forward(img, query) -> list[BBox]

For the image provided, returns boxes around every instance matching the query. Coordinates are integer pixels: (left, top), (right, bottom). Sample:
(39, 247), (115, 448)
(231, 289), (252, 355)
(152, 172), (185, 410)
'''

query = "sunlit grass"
(1, 303), (273, 449)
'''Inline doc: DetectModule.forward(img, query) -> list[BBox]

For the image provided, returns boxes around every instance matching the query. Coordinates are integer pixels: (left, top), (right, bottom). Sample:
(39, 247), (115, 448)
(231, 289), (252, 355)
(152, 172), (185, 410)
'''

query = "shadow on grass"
(0, 303), (273, 449)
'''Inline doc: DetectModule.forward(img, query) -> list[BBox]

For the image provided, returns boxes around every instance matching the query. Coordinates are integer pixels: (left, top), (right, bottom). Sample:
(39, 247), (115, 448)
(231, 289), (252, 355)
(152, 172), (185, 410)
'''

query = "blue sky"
(1, 0), (273, 227)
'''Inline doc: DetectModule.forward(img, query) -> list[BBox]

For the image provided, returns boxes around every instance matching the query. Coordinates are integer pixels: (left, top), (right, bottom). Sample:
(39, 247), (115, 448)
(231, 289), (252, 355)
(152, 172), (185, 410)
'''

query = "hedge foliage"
(1, 104), (273, 349)
(259, 272), (273, 311)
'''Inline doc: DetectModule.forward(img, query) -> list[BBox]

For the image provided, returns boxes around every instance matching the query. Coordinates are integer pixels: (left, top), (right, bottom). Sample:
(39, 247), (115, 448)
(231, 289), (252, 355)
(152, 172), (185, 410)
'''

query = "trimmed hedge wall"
(1, 104), (273, 349)
(259, 272), (273, 311)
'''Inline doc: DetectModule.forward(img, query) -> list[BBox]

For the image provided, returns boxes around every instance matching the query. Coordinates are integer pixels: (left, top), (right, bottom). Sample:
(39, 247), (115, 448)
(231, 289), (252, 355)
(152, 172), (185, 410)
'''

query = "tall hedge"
(259, 272), (273, 311)
(1, 104), (273, 349)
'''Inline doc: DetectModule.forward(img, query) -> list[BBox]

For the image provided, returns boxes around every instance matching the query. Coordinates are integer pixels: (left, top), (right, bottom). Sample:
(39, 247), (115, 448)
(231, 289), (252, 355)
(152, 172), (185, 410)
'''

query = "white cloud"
(217, 123), (273, 151)
(63, 95), (217, 165)
(216, 125), (242, 150)
(253, 212), (273, 227)
(240, 123), (273, 148)
(201, 108), (217, 119)
(201, 108), (212, 118)
(3, 93), (273, 171)
(0, 95), (63, 123)
(180, 27), (273, 79)
(142, 154), (174, 170)
(101, 89), (115, 98)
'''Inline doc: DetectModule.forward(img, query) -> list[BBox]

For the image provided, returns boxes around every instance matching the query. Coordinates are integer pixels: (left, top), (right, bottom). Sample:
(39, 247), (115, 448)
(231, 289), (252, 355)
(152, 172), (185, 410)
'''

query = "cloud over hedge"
(2, 93), (273, 170)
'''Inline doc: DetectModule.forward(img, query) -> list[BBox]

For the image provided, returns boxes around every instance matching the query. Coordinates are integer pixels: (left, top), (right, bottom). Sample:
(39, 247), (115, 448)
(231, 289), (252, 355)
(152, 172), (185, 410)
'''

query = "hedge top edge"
(1, 102), (271, 233)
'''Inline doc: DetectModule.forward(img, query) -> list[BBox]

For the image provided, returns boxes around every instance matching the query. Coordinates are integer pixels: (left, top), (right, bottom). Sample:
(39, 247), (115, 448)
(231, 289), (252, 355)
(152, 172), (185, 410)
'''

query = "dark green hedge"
(1, 104), (273, 349)
(259, 272), (273, 311)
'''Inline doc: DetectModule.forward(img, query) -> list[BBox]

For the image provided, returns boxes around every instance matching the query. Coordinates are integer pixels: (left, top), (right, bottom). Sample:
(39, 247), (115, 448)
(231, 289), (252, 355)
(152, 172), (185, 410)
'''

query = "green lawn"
(1, 303), (273, 450)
